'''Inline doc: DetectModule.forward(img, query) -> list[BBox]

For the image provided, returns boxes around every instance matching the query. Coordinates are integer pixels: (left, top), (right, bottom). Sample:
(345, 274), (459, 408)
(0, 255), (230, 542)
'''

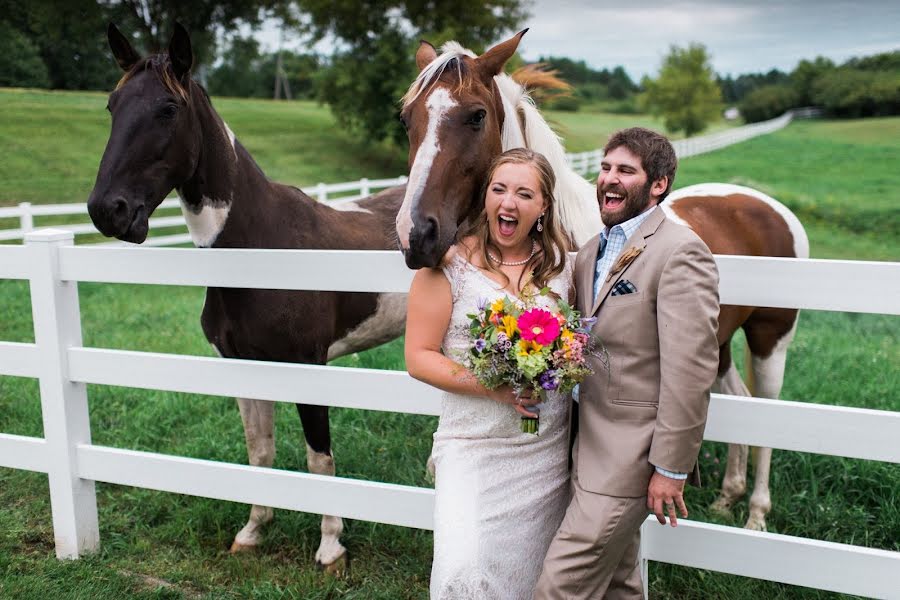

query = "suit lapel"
(590, 207), (666, 315)
(578, 234), (602, 315)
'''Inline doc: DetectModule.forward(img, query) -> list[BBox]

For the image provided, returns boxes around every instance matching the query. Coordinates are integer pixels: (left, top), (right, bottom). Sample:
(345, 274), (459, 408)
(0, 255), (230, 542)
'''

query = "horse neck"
(494, 75), (602, 247)
(177, 86), (271, 247)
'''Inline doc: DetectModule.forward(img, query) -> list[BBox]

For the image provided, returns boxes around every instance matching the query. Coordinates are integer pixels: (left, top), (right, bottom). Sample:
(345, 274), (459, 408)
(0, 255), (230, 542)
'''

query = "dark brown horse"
(396, 32), (809, 531)
(88, 23), (407, 572)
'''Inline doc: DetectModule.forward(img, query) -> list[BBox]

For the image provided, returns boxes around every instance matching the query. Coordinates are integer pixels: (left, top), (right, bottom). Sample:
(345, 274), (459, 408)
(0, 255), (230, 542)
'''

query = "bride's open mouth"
(498, 214), (518, 237)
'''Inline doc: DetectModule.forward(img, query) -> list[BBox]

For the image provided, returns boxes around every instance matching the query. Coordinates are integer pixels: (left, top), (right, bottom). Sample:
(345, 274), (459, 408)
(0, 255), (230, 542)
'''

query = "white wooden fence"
(1, 229), (898, 598)
(0, 109), (817, 246)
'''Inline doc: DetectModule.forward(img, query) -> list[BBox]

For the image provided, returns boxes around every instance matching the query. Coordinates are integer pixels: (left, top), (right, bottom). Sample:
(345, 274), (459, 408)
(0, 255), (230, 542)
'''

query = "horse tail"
(510, 63), (572, 101)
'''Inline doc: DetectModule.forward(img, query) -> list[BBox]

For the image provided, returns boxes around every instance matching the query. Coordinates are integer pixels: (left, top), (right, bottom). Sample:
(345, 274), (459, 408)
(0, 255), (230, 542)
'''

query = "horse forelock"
(115, 55), (190, 103)
(401, 43), (478, 108)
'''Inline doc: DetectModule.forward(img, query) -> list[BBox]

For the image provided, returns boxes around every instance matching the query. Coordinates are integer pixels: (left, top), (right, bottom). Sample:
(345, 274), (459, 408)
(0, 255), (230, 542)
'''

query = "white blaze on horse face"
(178, 192), (231, 248)
(396, 87), (458, 248)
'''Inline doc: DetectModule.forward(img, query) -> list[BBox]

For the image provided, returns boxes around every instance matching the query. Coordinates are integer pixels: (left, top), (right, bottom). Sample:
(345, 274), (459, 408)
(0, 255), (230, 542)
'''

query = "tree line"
(2, 1), (898, 144)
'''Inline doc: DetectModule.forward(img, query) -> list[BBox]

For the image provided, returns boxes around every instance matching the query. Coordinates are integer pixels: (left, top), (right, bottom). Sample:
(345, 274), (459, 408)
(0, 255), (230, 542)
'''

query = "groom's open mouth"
(498, 214), (518, 237)
(602, 191), (625, 211)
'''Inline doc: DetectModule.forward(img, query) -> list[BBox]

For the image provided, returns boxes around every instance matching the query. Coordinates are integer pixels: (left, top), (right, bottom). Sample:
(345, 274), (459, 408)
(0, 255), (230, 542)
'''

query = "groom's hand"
(647, 471), (688, 527)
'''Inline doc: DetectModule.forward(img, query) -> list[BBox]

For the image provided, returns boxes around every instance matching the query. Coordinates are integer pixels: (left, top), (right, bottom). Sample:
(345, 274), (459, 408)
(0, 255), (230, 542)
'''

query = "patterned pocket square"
(611, 280), (638, 296)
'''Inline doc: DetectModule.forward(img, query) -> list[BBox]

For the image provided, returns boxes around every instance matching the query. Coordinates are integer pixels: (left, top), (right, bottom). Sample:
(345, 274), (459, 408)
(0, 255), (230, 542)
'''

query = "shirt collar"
(601, 205), (658, 242)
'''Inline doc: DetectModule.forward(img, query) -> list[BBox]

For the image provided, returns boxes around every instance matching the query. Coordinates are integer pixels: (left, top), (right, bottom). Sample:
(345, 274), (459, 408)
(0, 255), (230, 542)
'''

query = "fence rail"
(0, 109), (817, 246)
(0, 229), (898, 598)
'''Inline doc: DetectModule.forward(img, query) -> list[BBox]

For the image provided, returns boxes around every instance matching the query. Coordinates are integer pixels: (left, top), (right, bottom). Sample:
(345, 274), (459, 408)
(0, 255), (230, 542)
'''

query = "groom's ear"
(650, 176), (668, 202)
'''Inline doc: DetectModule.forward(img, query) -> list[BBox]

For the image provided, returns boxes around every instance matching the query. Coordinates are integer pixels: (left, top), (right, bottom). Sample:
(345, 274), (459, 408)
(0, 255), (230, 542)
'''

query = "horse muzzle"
(88, 194), (149, 243)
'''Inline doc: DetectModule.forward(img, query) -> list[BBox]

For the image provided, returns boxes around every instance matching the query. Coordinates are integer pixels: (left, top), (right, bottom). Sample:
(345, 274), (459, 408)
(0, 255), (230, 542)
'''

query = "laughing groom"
(534, 128), (720, 599)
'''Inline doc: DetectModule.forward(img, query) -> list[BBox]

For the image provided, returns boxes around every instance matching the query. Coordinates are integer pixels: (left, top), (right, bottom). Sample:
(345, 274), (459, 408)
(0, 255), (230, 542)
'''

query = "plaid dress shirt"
(593, 206), (657, 302)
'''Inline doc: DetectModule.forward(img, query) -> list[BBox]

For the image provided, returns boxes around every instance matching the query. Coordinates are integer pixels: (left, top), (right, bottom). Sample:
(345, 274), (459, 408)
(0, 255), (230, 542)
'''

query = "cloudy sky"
(256, 0), (899, 79)
(516, 0), (900, 78)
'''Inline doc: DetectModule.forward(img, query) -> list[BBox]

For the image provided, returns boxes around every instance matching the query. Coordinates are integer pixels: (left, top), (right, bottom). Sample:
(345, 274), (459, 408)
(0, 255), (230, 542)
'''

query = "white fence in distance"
(0, 109), (819, 246)
(0, 230), (898, 598)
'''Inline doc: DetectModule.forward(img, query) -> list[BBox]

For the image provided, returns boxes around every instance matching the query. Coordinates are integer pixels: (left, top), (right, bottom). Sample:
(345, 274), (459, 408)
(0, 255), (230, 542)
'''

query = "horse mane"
(400, 42), (601, 247)
(115, 55), (190, 103)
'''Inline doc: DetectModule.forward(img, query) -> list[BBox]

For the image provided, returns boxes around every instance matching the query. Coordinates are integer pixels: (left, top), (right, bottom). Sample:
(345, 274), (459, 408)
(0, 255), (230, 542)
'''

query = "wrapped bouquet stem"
(467, 292), (599, 435)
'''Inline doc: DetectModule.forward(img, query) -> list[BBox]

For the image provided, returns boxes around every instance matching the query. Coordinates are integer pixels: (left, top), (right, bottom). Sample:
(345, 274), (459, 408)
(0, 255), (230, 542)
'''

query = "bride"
(405, 148), (575, 599)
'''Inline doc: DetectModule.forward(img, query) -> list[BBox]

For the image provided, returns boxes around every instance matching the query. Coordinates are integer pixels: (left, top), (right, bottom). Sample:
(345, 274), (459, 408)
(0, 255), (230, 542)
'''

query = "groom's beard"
(599, 180), (653, 227)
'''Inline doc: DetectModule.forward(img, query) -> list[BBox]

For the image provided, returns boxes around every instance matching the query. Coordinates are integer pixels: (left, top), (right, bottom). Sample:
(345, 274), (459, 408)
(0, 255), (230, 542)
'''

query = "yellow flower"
(561, 329), (574, 342)
(490, 298), (506, 314)
(516, 339), (543, 356)
(499, 315), (519, 338)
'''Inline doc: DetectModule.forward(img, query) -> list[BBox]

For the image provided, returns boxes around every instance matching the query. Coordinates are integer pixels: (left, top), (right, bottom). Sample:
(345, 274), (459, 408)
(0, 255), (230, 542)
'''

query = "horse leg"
(231, 398), (276, 552)
(744, 318), (797, 531)
(297, 404), (347, 576)
(709, 361), (751, 517)
(743, 312), (799, 531)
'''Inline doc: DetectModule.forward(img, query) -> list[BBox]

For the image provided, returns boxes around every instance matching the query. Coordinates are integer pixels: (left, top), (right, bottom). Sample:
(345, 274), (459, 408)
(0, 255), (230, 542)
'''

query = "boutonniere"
(607, 246), (644, 282)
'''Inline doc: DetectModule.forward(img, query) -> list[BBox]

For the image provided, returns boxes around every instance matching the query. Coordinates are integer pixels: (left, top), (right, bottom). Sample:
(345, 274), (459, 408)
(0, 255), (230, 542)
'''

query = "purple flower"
(476, 297), (488, 311)
(497, 332), (509, 344)
(539, 370), (559, 391)
(474, 338), (487, 352)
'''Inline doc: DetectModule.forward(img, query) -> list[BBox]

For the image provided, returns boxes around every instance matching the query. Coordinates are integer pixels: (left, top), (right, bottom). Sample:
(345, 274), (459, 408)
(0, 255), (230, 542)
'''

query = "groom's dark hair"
(603, 128), (678, 202)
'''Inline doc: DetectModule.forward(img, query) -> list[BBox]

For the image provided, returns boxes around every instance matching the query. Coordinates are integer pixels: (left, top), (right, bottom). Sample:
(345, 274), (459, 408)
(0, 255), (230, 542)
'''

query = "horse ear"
(416, 40), (438, 71)
(475, 28), (528, 81)
(108, 23), (140, 72)
(168, 22), (193, 82)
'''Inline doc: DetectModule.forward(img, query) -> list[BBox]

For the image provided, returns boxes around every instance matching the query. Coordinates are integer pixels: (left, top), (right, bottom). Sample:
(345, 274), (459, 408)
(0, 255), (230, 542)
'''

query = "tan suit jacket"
(574, 206), (720, 498)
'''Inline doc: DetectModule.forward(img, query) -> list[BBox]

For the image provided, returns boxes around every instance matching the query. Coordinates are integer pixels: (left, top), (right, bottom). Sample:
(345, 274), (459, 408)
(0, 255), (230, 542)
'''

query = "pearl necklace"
(486, 240), (539, 266)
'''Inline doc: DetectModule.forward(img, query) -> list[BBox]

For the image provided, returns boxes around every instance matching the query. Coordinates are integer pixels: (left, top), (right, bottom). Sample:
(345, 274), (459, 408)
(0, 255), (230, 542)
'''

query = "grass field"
(1, 89), (898, 599)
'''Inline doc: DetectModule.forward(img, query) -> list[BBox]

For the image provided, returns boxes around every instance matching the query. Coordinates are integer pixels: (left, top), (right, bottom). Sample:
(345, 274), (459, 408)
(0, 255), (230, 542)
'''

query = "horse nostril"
(113, 196), (129, 219)
(423, 216), (438, 242)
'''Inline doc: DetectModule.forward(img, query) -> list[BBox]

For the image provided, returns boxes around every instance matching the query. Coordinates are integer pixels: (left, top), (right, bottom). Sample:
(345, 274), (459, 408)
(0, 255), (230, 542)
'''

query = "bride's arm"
(405, 267), (529, 409)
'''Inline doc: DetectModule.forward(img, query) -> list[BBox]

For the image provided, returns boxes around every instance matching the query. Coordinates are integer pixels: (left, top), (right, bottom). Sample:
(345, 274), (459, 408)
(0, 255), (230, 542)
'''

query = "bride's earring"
(536, 213), (544, 233)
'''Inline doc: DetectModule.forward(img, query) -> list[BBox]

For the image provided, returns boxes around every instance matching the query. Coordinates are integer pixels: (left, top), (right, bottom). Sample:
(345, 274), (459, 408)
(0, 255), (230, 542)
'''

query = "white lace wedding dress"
(430, 253), (573, 600)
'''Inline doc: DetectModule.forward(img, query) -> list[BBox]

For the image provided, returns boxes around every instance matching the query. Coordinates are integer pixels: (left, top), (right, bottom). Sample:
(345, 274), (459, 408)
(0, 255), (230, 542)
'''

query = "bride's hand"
(488, 386), (539, 418)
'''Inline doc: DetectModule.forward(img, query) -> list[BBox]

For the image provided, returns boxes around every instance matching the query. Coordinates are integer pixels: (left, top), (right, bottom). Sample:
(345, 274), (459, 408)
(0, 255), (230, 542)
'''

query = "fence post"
(640, 523), (650, 598)
(26, 228), (99, 559)
(20, 202), (33, 233)
(316, 183), (327, 202)
(360, 177), (370, 197)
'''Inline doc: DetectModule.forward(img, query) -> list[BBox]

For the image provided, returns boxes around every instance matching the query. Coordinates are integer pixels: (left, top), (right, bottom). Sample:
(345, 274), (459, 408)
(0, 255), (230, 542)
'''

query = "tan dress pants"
(534, 442), (648, 599)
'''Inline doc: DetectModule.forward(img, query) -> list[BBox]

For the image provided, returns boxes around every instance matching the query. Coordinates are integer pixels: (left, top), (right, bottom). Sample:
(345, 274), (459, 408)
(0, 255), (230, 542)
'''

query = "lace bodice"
(435, 251), (574, 440)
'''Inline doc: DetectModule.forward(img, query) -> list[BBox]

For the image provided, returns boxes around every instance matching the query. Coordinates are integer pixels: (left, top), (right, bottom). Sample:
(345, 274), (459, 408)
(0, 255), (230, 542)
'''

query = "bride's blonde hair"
(460, 148), (571, 294)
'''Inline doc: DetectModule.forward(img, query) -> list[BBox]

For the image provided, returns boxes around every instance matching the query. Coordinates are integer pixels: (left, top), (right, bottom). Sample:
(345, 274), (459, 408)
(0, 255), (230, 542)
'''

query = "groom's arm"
(649, 236), (720, 474)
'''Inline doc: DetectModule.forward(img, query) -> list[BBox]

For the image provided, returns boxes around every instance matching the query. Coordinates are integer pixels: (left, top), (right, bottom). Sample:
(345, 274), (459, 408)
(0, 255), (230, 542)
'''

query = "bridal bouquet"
(466, 292), (598, 434)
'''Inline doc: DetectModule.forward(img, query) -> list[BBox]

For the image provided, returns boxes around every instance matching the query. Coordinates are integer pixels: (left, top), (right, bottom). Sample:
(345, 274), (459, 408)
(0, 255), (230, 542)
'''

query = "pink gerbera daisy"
(518, 308), (561, 345)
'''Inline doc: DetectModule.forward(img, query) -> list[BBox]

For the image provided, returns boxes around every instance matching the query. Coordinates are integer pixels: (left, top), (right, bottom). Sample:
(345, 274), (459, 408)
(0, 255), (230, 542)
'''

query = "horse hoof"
(229, 541), (258, 554)
(709, 497), (734, 518)
(744, 516), (767, 532)
(316, 551), (349, 578)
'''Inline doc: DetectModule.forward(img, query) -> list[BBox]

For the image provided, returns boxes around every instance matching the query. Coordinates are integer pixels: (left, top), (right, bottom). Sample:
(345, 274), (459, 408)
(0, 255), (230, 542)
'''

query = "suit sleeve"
(648, 236), (720, 474)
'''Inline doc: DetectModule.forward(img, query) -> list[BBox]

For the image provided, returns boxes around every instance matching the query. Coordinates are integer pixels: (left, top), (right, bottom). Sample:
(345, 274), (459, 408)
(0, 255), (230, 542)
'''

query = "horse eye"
(158, 103), (178, 120)
(467, 109), (486, 129)
(399, 115), (409, 130)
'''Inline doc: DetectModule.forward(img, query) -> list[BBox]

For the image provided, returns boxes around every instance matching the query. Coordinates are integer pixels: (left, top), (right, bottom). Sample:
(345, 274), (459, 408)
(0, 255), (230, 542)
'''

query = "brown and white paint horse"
(88, 24), (408, 571)
(396, 32), (809, 531)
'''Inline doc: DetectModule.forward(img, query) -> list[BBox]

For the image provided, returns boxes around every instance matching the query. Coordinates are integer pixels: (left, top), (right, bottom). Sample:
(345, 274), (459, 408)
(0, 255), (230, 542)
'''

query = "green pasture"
(1, 89), (898, 598)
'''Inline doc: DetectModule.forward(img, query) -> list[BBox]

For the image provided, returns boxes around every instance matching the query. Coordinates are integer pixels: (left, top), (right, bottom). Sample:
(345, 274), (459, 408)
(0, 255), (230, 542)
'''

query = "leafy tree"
(641, 43), (722, 137)
(207, 35), (320, 99)
(97, 0), (297, 67)
(790, 57), (835, 105)
(0, 21), (50, 88)
(739, 84), (800, 123)
(298, 0), (529, 145)
(812, 69), (900, 118)
(0, 0), (122, 90)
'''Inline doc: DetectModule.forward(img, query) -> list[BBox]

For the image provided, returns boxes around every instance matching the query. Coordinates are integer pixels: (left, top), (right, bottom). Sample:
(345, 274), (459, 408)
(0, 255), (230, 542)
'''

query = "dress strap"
(440, 252), (467, 303)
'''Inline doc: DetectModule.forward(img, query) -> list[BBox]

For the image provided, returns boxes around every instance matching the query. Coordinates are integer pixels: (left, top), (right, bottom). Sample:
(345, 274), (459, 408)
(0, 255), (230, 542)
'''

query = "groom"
(534, 128), (720, 599)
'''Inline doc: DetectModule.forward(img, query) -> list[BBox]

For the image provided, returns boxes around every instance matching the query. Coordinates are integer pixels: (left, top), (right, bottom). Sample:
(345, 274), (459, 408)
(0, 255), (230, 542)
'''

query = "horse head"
(88, 23), (200, 243)
(396, 30), (528, 269)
